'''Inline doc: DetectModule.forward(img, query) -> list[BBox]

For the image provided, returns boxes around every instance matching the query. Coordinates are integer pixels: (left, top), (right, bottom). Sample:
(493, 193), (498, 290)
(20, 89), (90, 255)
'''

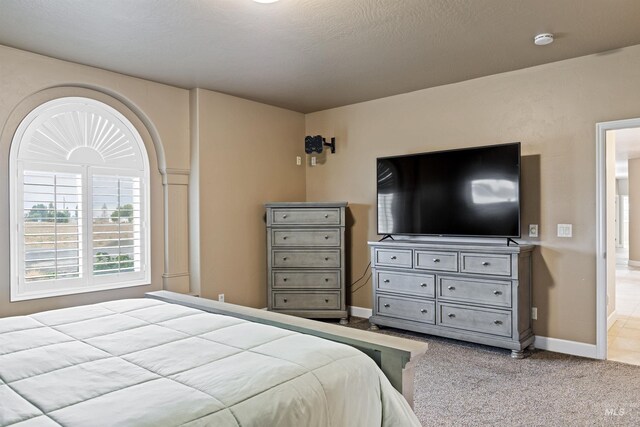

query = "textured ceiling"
(2, 0), (640, 113)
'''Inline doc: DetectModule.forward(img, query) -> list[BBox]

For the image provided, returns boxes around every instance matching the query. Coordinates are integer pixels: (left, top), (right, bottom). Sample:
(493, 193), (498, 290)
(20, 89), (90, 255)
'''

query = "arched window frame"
(10, 97), (151, 301)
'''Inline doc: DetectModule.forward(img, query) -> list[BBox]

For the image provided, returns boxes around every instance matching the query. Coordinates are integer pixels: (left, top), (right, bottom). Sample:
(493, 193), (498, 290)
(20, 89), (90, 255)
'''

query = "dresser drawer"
(271, 208), (341, 225)
(272, 229), (340, 247)
(273, 270), (340, 289)
(377, 295), (435, 324)
(439, 304), (512, 337)
(415, 250), (458, 272)
(438, 277), (512, 308)
(272, 249), (340, 268)
(374, 248), (413, 268)
(460, 253), (511, 276)
(273, 291), (340, 310)
(377, 270), (435, 298)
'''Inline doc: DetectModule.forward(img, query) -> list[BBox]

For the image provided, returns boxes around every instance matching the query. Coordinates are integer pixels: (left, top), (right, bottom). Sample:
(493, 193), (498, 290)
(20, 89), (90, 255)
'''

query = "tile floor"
(608, 254), (640, 365)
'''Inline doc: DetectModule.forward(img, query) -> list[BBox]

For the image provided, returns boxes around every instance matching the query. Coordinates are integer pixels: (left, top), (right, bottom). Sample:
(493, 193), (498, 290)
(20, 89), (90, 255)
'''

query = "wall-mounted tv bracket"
(305, 135), (336, 154)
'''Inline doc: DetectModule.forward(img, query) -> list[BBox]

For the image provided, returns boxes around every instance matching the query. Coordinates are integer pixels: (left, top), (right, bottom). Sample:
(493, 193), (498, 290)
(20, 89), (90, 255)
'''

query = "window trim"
(10, 97), (151, 301)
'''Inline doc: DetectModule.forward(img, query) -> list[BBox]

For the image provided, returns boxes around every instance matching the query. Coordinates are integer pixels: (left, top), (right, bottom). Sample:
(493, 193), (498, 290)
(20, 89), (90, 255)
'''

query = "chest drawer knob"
(391, 256), (397, 260)
(493, 290), (502, 295)
(283, 278), (288, 282)
(420, 283), (427, 287)
(494, 320), (503, 325)
(433, 258), (440, 263)
(447, 286), (455, 291)
(324, 257), (330, 261)
(383, 303), (390, 308)
(482, 261), (490, 266)
(383, 279), (390, 283)
(325, 278), (330, 282)
(282, 214), (288, 218)
(325, 299), (329, 303)
(282, 236), (288, 240)
(283, 257), (288, 261)
(420, 309), (428, 314)
(283, 298), (288, 303)
(448, 313), (456, 318)
(324, 235), (330, 239)
(324, 214), (329, 218)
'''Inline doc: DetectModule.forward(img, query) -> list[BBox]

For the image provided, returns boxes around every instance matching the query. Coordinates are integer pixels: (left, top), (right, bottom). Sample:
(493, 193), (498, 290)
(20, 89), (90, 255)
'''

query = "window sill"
(10, 280), (152, 302)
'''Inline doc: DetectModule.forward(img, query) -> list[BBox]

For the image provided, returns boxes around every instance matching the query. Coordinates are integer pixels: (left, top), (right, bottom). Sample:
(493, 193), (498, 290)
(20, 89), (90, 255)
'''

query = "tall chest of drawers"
(266, 202), (348, 324)
(369, 240), (534, 358)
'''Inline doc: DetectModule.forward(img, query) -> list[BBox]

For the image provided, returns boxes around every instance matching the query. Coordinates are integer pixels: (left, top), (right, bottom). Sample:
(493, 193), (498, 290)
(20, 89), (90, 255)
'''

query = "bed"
(0, 293), (424, 426)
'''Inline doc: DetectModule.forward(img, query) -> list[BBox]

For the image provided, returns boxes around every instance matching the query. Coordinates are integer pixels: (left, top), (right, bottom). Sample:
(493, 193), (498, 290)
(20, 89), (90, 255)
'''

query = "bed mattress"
(0, 298), (420, 426)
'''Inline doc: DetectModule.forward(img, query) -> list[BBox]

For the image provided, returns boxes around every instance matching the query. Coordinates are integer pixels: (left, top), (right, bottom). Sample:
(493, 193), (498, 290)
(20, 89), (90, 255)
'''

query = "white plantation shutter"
(22, 169), (83, 283)
(10, 97), (150, 301)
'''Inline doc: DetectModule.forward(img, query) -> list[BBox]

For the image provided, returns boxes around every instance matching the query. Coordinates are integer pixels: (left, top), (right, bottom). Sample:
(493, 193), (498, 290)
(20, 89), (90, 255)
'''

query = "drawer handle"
(324, 214), (329, 218)
(391, 256), (397, 260)
(493, 290), (502, 295)
(283, 257), (288, 261)
(282, 214), (288, 219)
(383, 279), (390, 283)
(494, 320), (503, 325)
(324, 257), (330, 261)
(433, 258), (440, 263)
(448, 313), (456, 318)
(447, 286), (455, 291)
(324, 235), (330, 239)
(420, 283), (427, 287)
(383, 303), (390, 308)
(283, 298), (288, 303)
(283, 278), (287, 282)
(282, 236), (288, 240)
(482, 261), (490, 266)
(420, 309), (428, 314)
(325, 299), (329, 303)
(325, 278), (330, 282)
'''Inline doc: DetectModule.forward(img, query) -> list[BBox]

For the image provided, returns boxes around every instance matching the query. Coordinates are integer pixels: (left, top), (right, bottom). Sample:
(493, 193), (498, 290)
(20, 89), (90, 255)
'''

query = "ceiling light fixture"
(534, 33), (554, 46)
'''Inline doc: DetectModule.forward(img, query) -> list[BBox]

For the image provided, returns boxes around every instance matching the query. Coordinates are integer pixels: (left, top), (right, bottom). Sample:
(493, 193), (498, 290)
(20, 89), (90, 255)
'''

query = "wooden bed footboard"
(146, 291), (427, 407)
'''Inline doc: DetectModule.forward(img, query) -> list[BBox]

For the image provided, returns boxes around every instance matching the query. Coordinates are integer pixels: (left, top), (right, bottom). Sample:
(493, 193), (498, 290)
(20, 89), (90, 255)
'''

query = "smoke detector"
(534, 33), (554, 46)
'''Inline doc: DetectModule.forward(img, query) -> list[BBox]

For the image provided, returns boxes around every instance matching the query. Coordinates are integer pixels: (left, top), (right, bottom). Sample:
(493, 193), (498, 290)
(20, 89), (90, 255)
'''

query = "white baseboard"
(534, 336), (597, 359)
(349, 305), (372, 318)
(628, 259), (640, 267)
(608, 311), (618, 330)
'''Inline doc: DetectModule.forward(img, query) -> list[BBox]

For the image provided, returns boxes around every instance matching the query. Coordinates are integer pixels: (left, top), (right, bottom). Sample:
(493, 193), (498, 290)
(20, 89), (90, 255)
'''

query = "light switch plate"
(528, 224), (539, 238)
(557, 224), (572, 237)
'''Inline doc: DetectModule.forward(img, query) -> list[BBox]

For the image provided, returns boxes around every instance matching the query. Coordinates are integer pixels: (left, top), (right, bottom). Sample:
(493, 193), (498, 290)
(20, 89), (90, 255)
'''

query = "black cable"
(348, 261), (371, 288)
(350, 273), (372, 294)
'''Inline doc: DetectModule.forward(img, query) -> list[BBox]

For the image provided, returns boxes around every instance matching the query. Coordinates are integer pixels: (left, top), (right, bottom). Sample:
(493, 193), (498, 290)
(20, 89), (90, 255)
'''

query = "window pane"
(23, 170), (83, 282)
(92, 175), (142, 276)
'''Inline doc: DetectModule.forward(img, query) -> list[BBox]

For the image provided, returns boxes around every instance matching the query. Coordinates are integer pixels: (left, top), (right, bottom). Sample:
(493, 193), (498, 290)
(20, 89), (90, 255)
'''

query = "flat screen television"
(377, 142), (521, 237)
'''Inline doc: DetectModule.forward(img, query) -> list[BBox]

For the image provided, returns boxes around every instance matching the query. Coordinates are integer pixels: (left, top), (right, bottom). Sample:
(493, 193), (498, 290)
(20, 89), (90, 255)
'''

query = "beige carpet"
(346, 318), (640, 426)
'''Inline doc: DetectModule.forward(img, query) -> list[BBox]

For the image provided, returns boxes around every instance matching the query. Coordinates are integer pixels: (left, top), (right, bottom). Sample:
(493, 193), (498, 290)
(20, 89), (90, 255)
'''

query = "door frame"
(596, 118), (640, 359)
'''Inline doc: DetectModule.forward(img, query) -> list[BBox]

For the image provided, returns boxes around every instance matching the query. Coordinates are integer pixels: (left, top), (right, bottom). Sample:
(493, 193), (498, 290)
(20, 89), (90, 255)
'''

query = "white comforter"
(0, 299), (420, 426)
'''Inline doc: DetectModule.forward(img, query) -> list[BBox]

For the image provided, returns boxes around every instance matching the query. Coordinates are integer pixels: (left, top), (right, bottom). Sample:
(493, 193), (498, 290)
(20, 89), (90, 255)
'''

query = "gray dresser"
(369, 240), (534, 358)
(266, 202), (348, 324)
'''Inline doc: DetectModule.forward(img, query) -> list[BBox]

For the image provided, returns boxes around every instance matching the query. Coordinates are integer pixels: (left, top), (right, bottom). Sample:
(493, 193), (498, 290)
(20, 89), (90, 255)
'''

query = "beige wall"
(193, 88), (306, 308)
(305, 44), (640, 344)
(0, 45), (190, 316)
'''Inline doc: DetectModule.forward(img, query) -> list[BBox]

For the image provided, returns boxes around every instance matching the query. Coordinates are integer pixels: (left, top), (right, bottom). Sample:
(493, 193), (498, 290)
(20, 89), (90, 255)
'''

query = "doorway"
(596, 119), (640, 363)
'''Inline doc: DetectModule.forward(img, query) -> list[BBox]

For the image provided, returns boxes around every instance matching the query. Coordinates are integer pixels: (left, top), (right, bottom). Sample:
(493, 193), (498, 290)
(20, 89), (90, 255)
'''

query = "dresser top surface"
(369, 239), (534, 253)
(265, 202), (348, 208)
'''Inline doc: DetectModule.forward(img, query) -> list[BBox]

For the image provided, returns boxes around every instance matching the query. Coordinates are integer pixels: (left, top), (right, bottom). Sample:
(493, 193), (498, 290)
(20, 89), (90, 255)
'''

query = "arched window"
(10, 97), (150, 301)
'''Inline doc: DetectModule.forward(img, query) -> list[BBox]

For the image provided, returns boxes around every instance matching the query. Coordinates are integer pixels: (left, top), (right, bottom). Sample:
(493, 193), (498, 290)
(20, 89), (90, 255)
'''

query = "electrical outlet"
(296, 156), (301, 166)
(218, 294), (224, 303)
(528, 224), (539, 238)
(311, 156), (317, 166)
(557, 224), (572, 238)
(531, 307), (537, 320)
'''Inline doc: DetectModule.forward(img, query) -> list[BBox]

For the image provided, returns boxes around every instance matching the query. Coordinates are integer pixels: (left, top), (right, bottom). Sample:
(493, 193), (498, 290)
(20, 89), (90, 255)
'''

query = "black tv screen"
(377, 143), (521, 237)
